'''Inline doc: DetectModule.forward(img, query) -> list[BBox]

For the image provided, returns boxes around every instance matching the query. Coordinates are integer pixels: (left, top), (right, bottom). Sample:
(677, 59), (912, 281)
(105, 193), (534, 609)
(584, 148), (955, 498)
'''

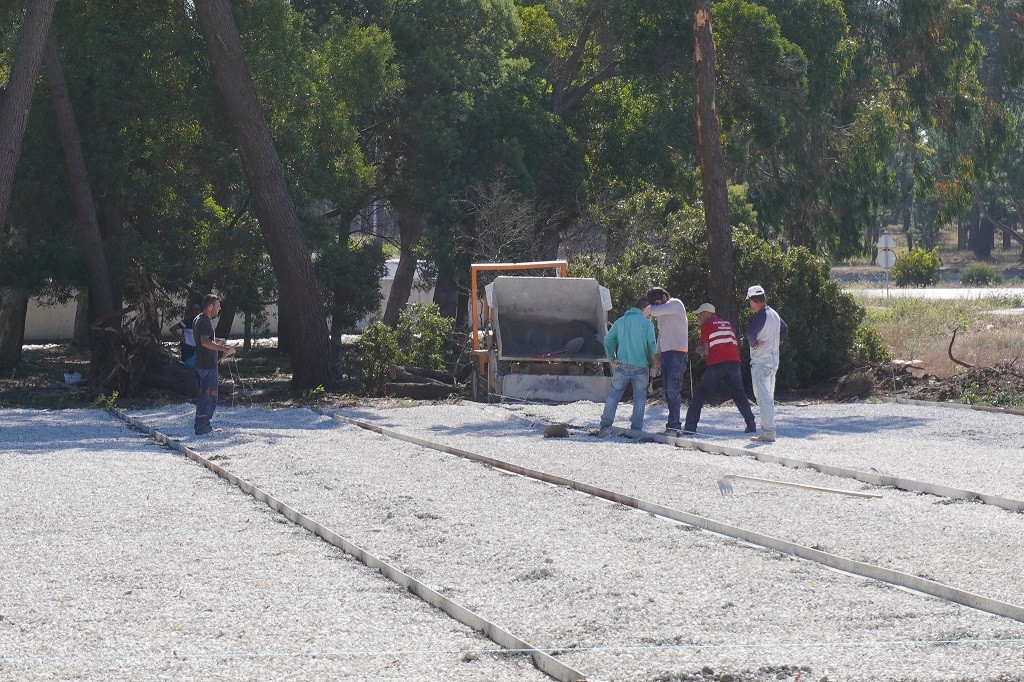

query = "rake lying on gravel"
(717, 474), (882, 499)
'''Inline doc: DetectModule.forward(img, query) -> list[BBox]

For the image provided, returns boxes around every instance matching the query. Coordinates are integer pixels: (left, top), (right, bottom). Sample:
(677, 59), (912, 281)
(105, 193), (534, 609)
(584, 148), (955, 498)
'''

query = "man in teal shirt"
(598, 297), (658, 435)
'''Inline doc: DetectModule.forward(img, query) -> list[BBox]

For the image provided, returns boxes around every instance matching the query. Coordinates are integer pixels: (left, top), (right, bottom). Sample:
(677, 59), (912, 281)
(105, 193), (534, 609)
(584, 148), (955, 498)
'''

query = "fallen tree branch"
(948, 324), (974, 369)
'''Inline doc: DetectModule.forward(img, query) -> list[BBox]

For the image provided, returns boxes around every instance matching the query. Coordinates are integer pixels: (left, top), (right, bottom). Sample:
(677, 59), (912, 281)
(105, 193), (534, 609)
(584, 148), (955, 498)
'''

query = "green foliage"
(958, 262), (1003, 286)
(301, 384), (327, 402)
(318, 236), (386, 331)
(659, 201), (867, 387)
(90, 391), (120, 409)
(891, 247), (941, 287)
(355, 303), (454, 388)
(569, 243), (668, 319)
(850, 326), (893, 366)
(355, 321), (402, 388)
(394, 303), (454, 370)
(960, 382), (1024, 409)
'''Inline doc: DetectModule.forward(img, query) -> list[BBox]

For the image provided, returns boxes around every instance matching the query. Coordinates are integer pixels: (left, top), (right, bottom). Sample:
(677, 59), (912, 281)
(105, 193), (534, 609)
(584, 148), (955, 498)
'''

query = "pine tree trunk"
(383, 202), (421, 326)
(0, 0), (58, 231)
(431, 264), (459, 319)
(215, 298), (236, 338)
(72, 290), (90, 348)
(692, 0), (737, 326)
(43, 35), (116, 320)
(194, 0), (332, 389)
(0, 224), (29, 371)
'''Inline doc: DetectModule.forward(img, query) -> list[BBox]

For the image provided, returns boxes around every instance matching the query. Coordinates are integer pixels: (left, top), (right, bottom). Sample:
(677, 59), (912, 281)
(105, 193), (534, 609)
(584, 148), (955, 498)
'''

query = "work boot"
(750, 432), (775, 442)
(596, 426), (614, 437)
(744, 423), (757, 433)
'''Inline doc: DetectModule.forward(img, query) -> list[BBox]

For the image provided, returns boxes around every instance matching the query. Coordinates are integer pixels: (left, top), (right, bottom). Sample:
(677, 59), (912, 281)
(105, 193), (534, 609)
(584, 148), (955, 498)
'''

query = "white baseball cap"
(745, 285), (766, 298)
(694, 302), (716, 315)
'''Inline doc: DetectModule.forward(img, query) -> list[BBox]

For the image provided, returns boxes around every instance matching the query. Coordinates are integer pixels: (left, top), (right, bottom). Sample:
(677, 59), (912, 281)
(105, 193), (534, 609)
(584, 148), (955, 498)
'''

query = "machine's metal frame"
(470, 260), (611, 403)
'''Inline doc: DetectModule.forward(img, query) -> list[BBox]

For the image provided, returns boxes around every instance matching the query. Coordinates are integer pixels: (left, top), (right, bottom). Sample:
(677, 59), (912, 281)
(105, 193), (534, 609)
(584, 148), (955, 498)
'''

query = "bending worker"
(645, 287), (688, 436)
(682, 303), (756, 435)
(598, 297), (657, 435)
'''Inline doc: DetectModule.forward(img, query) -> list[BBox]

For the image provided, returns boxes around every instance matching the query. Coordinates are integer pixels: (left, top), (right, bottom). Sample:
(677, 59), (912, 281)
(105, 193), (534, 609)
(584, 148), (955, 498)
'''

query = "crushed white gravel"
(116, 400), (1024, 681)
(0, 409), (549, 682)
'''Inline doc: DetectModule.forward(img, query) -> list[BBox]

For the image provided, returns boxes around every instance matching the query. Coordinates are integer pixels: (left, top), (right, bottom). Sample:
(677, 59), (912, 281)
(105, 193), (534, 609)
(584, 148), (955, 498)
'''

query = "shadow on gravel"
(780, 414), (933, 436)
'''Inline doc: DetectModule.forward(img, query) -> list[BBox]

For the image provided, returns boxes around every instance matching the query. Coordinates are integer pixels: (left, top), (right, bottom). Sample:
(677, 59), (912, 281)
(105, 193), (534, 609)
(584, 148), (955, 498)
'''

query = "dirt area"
(0, 342), (469, 410)
(829, 360), (1024, 408)
(0, 343), (296, 409)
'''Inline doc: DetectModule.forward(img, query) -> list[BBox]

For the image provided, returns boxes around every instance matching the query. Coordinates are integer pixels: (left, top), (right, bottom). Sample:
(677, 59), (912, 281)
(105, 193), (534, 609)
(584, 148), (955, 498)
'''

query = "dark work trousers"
(194, 367), (219, 433)
(660, 350), (688, 430)
(684, 360), (756, 433)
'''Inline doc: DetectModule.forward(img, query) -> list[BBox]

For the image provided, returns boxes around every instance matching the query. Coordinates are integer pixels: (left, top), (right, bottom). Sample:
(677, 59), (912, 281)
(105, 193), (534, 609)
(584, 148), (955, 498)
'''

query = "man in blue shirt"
(598, 297), (658, 436)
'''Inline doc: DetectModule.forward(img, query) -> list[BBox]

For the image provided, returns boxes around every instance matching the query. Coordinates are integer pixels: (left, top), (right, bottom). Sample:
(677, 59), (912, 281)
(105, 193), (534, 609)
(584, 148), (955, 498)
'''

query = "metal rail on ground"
(105, 408), (587, 682)
(496, 405), (1024, 513)
(314, 407), (1024, 626)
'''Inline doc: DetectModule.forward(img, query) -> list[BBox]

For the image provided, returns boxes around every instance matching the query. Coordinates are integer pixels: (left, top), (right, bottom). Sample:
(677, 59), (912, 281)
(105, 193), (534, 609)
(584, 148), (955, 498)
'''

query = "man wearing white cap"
(745, 285), (788, 442)
(681, 303), (756, 435)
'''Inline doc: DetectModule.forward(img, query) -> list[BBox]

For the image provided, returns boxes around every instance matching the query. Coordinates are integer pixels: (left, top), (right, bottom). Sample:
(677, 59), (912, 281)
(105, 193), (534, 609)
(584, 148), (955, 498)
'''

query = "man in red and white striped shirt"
(681, 303), (756, 435)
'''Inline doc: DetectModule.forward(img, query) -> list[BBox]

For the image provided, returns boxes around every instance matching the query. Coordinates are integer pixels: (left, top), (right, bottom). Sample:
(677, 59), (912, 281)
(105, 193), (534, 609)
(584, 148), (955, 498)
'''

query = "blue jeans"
(660, 351), (688, 430)
(194, 367), (219, 433)
(750, 362), (778, 435)
(601, 363), (650, 431)
(684, 361), (755, 433)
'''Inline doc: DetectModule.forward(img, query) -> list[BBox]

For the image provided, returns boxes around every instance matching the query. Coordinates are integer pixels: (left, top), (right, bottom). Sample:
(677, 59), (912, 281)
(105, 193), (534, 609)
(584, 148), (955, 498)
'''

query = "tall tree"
(193, 0), (332, 389)
(0, 223), (27, 371)
(0, 0), (57, 232)
(42, 35), (116, 321)
(692, 0), (737, 324)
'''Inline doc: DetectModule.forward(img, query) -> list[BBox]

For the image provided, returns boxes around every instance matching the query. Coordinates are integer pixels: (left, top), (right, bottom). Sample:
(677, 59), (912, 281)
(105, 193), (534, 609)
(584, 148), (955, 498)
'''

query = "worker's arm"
(199, 334), (235, 355)
(647, 298), (685, 318)
(169, 322), (183, 342)
(645, 320), (657, 366)
(746, 308), (766, 349)
(779, 315), (789, 344)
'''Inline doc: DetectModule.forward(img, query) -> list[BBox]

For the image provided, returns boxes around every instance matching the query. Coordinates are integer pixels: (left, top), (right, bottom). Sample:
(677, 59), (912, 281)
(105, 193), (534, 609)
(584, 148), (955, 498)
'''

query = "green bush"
(355, 303), (454, 389)
(659, 206), (869, 387)
(569, 243), (668, 318)
(850, 325), (893, 366)
(958, 262), (1003, 286)
(960, 382), (1024, 408)
(891, 247), (940, 287)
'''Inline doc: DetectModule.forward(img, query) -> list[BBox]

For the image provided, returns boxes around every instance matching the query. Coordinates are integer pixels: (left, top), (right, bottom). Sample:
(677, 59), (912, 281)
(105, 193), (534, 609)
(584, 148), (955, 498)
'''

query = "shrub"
(355, 303), (454, 389)
(850, 325), (893, 366)
(960, 382), (1024, 408)
(891, 247), (940, 287)
(569, 243), (668, 318)
(959, 262), (1003, 286)
(661, 213), (869, 388)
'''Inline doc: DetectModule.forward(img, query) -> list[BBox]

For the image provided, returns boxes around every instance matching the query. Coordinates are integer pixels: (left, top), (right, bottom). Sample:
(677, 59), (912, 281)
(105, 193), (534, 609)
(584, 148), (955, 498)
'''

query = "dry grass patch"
(861, 297), (1024, 378)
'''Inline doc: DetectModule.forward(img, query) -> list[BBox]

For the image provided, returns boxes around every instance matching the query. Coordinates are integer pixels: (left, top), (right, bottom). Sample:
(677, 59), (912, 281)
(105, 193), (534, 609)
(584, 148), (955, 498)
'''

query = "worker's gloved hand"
(649, 365), (661, 378)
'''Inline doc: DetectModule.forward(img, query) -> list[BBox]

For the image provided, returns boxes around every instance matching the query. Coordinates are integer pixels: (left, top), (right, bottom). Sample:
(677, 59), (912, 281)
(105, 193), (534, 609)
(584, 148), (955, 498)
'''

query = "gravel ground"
(0, 409), (549, 682)
(339, 400), (1024, 605)
(123, 402), (1024, 681)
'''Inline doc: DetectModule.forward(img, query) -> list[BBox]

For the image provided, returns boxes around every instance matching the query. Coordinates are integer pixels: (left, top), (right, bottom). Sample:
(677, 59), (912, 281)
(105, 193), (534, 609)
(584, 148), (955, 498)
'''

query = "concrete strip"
(882, 396), (1024, 417)
(106, 408), (587, 682)
(606, 426), (1024, 513)
(317, 408), (1024, 625)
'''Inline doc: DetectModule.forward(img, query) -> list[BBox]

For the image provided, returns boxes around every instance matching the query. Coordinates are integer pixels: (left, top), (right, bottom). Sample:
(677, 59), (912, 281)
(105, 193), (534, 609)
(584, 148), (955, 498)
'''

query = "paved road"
(851, 287), (1024, 300)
